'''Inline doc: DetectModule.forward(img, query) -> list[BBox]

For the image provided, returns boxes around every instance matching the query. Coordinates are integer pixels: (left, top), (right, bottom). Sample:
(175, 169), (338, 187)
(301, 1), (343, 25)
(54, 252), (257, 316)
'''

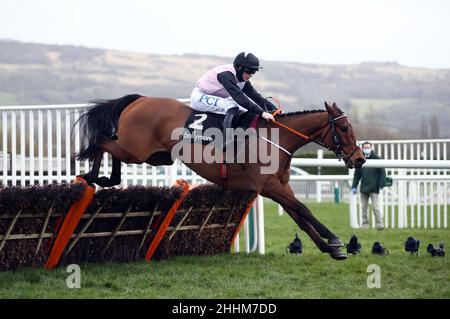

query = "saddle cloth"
(183, 110), (259, 145)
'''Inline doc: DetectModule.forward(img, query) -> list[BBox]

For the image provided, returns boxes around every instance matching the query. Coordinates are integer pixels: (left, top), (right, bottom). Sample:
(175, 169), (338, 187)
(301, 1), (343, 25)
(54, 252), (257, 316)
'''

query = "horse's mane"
(276, 110), (326, 117)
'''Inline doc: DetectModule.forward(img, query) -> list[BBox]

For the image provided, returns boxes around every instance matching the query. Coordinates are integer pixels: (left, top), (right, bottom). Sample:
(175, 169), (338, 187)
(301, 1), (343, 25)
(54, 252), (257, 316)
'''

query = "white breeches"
(190, 87), (247, 114)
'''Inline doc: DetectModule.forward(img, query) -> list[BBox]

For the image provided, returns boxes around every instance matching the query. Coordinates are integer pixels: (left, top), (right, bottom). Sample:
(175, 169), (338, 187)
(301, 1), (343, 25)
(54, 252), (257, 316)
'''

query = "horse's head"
(320, 102), (365, 169)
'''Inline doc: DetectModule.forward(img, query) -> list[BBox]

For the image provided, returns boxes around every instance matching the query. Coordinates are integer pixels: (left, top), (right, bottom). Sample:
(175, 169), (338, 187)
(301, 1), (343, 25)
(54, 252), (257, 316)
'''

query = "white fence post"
(349, 190), (359, 228)
(234, 233), (240, 253)
(398, 168), (406, 228)
(256, 195), (265, 255)
(316, 149), (323, 203)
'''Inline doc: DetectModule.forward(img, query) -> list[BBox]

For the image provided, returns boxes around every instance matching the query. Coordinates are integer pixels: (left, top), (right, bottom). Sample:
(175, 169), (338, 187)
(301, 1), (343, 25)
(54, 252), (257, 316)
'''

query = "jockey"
(190, 52), (277, 144)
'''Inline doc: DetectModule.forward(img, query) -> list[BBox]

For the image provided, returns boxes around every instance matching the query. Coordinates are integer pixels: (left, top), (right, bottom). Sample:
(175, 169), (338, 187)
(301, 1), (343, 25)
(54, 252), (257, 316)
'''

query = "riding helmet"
(233, 52), (262, 71)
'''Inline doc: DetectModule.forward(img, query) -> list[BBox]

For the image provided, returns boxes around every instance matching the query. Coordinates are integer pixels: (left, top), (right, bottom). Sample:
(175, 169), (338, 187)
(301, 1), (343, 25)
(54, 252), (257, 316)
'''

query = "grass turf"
(0, 200), (448, 298)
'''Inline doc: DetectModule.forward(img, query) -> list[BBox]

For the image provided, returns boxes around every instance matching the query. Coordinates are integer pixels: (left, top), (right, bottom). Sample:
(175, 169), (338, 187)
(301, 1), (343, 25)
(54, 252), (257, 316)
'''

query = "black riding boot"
(222, 107), (239, 151)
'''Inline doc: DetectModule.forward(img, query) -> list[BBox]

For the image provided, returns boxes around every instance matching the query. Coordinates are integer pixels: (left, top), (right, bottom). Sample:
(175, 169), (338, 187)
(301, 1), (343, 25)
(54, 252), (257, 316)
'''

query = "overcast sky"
(1, 0), (450, 68)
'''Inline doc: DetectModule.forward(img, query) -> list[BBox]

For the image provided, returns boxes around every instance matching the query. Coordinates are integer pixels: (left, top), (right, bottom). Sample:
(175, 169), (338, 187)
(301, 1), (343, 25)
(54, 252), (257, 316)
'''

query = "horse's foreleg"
(283, 205), (333, 253)
(271, 181), (343, 246)
(261, 178), (347, 259)
(295, 200), (344, 247)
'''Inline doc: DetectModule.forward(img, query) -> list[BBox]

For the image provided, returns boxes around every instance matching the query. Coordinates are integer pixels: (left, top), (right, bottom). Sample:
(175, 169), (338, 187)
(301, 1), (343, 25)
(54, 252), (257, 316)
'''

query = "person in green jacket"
(352, 142), (386, 230)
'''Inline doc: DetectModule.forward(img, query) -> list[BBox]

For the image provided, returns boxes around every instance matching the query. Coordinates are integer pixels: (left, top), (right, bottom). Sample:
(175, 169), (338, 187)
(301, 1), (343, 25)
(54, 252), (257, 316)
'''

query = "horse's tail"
(76, 94), (143, 161)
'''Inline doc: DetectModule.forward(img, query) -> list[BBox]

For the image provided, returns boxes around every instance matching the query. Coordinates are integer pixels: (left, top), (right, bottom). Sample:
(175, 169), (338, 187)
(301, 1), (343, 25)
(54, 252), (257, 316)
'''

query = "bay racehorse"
(76, 95), (365, 259)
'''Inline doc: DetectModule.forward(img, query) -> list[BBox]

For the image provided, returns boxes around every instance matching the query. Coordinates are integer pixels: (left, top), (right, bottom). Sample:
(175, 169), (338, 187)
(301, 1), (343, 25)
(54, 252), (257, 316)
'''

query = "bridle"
(314, 114), (360, 161)
(270, 111), (359, 161)
(264, 97), (359, 161)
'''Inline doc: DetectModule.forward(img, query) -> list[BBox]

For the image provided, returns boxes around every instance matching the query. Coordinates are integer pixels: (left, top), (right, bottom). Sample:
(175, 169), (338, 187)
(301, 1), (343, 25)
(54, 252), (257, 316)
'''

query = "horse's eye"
(340, 126), (348, 132)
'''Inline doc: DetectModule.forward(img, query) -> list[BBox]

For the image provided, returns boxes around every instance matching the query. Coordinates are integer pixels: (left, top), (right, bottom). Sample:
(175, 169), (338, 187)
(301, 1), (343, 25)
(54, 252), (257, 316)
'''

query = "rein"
(269, 109), (355, 160)
(271, 109), (310, 140)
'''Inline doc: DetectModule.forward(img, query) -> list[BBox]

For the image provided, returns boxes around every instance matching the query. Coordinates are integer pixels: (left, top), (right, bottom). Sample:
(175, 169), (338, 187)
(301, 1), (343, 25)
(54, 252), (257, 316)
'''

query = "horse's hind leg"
(78, 150), (122, 188)
(78, 151), (103, 185)
(94, 137), (148, 187)
(95, 156), (122, 187)
(101, 137), (143, 164)
(79, 136), (139, 187)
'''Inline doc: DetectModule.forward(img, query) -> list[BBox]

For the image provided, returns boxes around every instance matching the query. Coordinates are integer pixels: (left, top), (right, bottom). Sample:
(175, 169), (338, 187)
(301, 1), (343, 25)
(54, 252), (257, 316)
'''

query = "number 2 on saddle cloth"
(183, 110), (260, 179)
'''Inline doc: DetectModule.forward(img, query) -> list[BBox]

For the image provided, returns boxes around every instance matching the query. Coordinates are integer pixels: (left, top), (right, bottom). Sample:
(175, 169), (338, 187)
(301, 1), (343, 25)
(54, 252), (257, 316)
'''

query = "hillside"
(1, 39), (449, 139)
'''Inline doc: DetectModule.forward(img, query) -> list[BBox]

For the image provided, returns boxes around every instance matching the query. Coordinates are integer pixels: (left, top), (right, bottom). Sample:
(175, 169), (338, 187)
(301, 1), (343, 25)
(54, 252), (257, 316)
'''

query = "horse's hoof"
(330, 248), (347, 260)
(328, 237), (344, 248)
(96, 176), (120, 188)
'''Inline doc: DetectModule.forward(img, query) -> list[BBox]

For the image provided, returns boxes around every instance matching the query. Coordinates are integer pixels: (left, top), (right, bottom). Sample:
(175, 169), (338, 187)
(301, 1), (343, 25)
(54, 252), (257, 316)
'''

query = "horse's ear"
(332, 102), (343, 114)
(324, 101), (332, 113)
